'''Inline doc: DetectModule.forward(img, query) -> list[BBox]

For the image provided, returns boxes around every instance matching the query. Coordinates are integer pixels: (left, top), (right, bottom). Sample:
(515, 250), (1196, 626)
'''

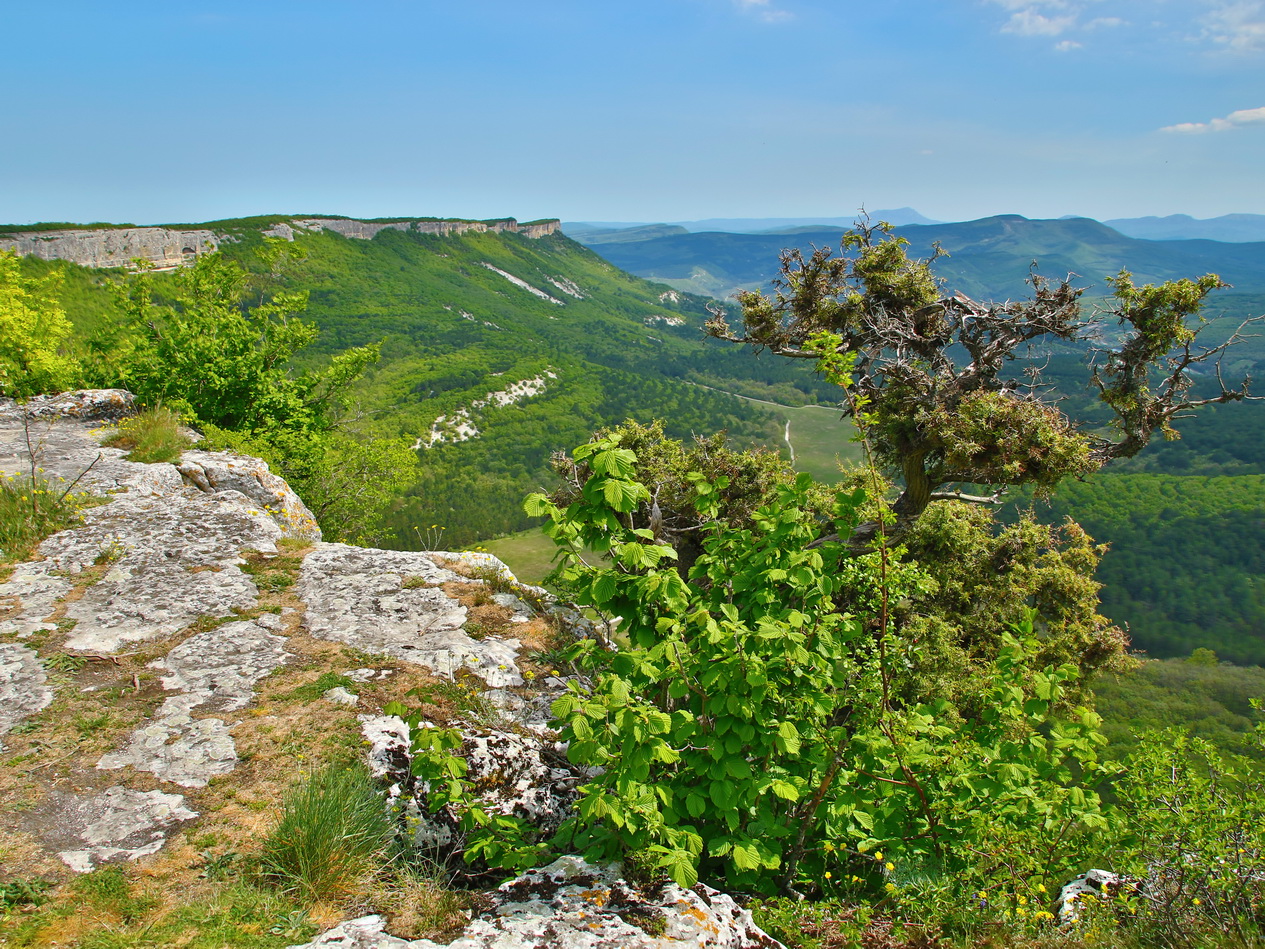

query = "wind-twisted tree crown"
(704, 221), (1263, 546)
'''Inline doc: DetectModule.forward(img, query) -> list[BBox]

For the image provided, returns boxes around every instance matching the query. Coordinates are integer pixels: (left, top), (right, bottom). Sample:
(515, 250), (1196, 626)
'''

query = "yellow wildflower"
(885, 862), (894, 871)
(1036, 883), (1047, 893)
(824, 872), (832, 880)
(884, 882), (896, 893)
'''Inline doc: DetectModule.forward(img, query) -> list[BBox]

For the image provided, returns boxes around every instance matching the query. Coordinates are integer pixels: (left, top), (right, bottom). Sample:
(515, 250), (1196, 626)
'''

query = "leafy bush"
(258, 762), (396, 902)
(519, 434), (1108, 895)
(102, 405), (191, 463)
(1107, 726), (1265, 948)
(0, 250), (82, 397)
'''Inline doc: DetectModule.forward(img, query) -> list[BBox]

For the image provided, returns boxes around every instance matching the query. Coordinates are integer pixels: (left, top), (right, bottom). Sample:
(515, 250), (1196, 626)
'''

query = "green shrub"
(1107, 726), (1265, 948)
(102, 406), (192, 463)
(257, 762), (396, 903)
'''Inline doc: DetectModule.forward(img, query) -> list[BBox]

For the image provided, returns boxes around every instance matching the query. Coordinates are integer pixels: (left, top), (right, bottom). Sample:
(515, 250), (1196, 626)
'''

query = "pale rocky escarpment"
(0, 390), (784, 948)
(265, 217), (562, 242)
(0, 227), (218, 270)
(0, 216), (561, 270)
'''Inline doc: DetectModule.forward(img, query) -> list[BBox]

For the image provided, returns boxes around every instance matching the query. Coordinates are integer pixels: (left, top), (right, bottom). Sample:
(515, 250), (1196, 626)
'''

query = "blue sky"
(1, 0), (1261, 225)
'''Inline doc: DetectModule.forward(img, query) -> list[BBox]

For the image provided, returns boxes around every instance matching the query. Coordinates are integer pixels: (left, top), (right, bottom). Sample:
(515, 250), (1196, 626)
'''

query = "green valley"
(7, 212), (1265, 675)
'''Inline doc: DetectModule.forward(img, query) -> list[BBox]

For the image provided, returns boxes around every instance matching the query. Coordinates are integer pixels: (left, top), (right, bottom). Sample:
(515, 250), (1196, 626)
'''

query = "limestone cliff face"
(0, 227), (219, 270)
(0, 216), (561, 269)
(269, 217), (562, 241)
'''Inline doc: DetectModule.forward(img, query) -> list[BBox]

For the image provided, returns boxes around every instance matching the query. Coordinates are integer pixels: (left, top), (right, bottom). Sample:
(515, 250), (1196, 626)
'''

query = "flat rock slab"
(154, 611), (290, 713)
(0, 412), (285, 654)
(0, 643), (54, 751)
(299, 545), (523, 687)
(35, 786), (198, 874)
(97, 613), (291, 787)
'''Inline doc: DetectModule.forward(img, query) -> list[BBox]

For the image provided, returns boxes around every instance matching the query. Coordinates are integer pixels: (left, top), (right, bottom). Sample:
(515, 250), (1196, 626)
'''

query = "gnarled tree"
(704, 222), (1262, 548)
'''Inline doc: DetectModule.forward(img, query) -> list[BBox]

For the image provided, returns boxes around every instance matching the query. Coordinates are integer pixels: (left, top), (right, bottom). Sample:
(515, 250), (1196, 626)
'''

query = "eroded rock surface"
(97, 613), (292, 786)
(289, 857), (785, 949)
(0, 643), (53, 750)
(179, 450), (321, 540)
(363, 713), (582, 854)
(37, 786), (199, 873)
(299, 544), (523, 687)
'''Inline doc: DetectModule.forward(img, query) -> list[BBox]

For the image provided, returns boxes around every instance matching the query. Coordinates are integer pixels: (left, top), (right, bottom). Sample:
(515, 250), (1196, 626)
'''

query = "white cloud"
(1054, 38), (1084, 50)
(1002, 8), (1077, 35)
(1160, 105), (1265, 133)
(1202, 1), (1265, 51)
(733, 0), (792, 23)
(1086, 16), (1126, 29)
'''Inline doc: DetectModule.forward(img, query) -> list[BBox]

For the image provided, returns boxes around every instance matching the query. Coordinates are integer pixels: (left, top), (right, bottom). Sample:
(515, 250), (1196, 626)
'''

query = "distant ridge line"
(0, 216), (561, 270)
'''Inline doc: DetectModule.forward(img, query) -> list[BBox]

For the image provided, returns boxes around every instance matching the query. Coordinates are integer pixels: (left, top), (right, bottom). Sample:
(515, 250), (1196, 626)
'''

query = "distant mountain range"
(1103, 213), (1265, 243)
(563, 208), (939, 241)
(568, 213), (1265, 304)
(567, 210), (1265, 245)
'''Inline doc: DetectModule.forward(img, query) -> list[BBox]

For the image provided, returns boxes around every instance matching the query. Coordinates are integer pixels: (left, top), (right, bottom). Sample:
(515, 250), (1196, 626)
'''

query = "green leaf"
(590, 447), (637, 478)
(685, 793), (707, 818)
(523, 493), (555, 518)
(774, 721), (802, 756)
(770, 779), (799, 801)
(662, 852), (699, 888)
(732, 841), (761, 870)
(591, 572), (618, 604)
(602, 478), (647, 512)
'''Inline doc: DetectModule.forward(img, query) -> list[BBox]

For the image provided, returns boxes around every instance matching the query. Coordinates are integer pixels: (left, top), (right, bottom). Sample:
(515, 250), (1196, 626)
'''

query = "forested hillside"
(8, 215), (1265, 672)
(12, 220), (821, 545)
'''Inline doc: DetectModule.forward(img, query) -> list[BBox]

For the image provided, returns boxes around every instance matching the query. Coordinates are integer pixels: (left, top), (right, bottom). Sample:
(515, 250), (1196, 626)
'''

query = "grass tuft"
(257, 761), (396, 903)
(0, 473), (91, 563)
(103, 406), (192, 464)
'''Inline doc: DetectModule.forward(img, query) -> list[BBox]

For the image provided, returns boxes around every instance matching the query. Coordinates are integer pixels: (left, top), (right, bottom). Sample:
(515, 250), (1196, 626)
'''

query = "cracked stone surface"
(179, 449), (321, 541)
(0, 405), (287, 653)
(97, 613), (291, 786)
(363, 713), (584, 854)
(288, 857), (786, 949)
(154, 612), (290, 713)
(39, 786), (199, 873)
(0, 643), (53, 750)
(299, 544), (523, 687)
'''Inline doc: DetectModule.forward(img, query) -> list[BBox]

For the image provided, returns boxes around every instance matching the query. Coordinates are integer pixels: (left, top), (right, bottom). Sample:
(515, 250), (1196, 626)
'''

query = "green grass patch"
(286, 672), (357, 702)
(102, 406), (192, 464)
(782, 404), (864, 484)
(0, 878), (52, 911)
(257, 762), (395, 903)
(0, 474), (93, 564)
